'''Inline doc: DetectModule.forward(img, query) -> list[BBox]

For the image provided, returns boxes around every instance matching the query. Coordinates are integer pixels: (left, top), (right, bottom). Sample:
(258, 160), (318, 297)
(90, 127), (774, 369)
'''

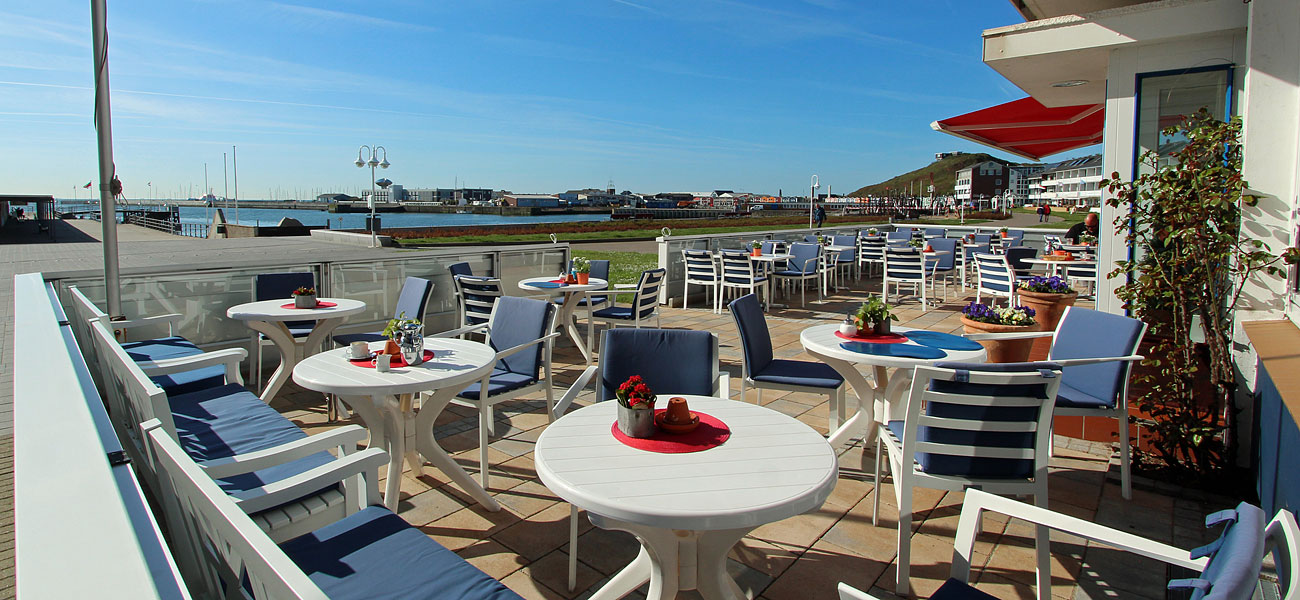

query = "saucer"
(345, 351), (377, 363)
(655, 411), (700, 434)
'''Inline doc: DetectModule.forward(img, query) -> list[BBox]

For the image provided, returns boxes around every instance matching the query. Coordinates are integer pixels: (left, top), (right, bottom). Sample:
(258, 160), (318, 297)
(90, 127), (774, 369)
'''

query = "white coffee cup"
(374, 353), (392, 372)
(349, 341), (370, 359)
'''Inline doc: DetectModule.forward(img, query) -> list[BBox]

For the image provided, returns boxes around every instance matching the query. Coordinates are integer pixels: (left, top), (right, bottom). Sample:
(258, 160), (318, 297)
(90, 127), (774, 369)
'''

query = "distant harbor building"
(935, 151), (966, 161)
(501, 194), (560, 208)
(315, 193), (355, 203)
(402, 187), (494, 205)
(953, 160), (1009, 203)
(362, 184), (404, 205)
(1007, 164), (1046, 206)
(559, 188), (620, 206)
(1037, 154), (1103, 208)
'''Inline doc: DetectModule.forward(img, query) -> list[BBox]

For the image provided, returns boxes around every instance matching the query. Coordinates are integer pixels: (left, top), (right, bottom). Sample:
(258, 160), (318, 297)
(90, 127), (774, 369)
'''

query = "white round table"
(518, 276), (607, 364)
(535, 396), (837, 600)
(227, 298), (366, 403)
(800, 324), (986, 447)
(292, 337), (500, 512)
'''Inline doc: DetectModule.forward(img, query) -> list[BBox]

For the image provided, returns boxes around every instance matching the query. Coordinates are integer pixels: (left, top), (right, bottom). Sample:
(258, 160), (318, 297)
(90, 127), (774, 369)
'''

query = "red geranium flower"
(633, 383), (651, 396)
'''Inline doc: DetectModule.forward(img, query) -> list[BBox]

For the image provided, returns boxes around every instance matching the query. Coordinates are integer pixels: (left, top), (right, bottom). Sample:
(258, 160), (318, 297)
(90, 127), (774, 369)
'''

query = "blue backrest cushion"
(588, 259), (611, 303)
(597, 329), (715, 402)
(729, 294), (773, 377)
(974, 234), (992, 244)
(255, 272), (315, 329)
(634, 269), (665, 319)
(394, 277), (434, 322)
(761, 240), (779, 254)
(887, 231), (910, 243)
(804, 235), (819, 243)
(924, 228), (945, 237)
(488, 296), (553, 377)
(1172, 502), (1266, 600)
(915, 362), (1060, 479)
(787, 243), (819, 273)
(448, 262), (473, 278)
(929, 238), (958, 269)
(1005, 246), (1037, 274)
(1052, 307), (1144, 406)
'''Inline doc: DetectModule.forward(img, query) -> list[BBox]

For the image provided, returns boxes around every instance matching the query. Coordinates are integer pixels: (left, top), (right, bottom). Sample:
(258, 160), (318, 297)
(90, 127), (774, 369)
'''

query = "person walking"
(813, 204), (826, 229)
(1043, 203), (1052, 222)
(1036, 205), (1044, 222)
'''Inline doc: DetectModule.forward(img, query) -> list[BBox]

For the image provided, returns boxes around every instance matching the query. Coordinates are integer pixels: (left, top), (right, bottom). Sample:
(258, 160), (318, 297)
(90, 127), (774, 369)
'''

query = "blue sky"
(0, 1), (1082, 199)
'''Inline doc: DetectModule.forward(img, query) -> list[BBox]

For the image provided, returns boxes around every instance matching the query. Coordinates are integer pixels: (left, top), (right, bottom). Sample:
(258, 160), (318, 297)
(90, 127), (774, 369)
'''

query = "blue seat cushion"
(169, 384), (335, 502)
(553, 296), (608, 307)
(262, 322), (314, 339)
(1183, 503), (1266, 600)
(332, 332), (388, 346)
(123, 336), (202, 362)
(458, 369), (537, 401)
(279, 506), (524, 600)
(724, 275), (767, 284)
(592, 306), (634, 319)
(929, 578), (999, 599)
(775, 269), (814, 277)
(752, 359), (844, 389)
(150, 365), (226, 397)
(1054, 383), (1114, 410)
(982, 280), (1011, 292)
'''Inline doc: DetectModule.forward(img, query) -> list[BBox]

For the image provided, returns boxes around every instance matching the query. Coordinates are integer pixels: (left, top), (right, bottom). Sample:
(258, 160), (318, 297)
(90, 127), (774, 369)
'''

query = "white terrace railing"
(654, 223), (1070, 306)
(13, 272), (189, 599)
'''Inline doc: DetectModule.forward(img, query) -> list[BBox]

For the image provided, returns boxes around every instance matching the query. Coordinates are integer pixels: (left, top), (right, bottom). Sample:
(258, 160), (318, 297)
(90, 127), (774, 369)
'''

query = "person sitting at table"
(1065, 212), (1099, 243)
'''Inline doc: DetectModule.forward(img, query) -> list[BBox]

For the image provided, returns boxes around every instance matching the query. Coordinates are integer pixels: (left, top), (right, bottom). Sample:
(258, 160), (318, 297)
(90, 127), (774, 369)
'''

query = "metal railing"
(13, 273), (189, 599)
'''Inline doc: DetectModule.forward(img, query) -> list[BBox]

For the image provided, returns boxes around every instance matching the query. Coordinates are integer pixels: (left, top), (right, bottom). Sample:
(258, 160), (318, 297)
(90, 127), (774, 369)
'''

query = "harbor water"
(56, 201), (610, 229)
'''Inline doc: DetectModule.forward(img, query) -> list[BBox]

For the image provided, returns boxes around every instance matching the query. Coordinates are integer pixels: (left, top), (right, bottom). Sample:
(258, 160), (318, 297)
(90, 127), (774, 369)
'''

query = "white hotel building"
(1037, 154), (1103, 208)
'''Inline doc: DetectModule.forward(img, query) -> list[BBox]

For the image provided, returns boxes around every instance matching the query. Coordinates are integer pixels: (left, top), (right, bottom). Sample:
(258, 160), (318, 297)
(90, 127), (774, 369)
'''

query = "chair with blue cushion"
(832, 235), (858, 282)
(838, 488), (1296, 600)
(774, 242), (822, 307)
(729, 294), (845, 427)
(875, 362), (1063, 596)
(858, 236), (886, 279)
(719, 252), (769, 312)
(1005, 246), (1038, 280)
(332, 277), (434, 347)
(894, 227), (916, 239)
(1003, 230), (1025, 247)
(587, 268), (665, 353)
(682, 249), (721, 313)
(883, 247), (928, 307)
(252, 272), (317, 392)
(143, 421), (525, 600)
(967, 306), (1147, 499)
(924, 227), (946, 239)
(452, 275), (503, 332)
(448, 261), (474, 279)
(552, 327), (729, 590)
(886, 231), (911, 247)
(436, 296), (558, 489)
(974, 253), (1016, 306)
(925, 237), (959, 299)
(92, 320), (379, 544)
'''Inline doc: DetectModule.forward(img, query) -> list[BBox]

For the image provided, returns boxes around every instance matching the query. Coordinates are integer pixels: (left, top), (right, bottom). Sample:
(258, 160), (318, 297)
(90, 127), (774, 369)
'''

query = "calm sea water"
(57, 201), (609, 229)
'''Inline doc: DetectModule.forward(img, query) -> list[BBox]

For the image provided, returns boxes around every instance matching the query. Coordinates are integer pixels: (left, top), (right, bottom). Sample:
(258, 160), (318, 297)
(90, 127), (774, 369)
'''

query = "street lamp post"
(355, 145), (389, 248)
(809, 174), (820, 230)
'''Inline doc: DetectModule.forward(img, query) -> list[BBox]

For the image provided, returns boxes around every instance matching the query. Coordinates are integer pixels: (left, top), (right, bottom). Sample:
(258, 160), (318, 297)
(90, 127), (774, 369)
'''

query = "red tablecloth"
(610, 410), (730, 453)
(834, 330), (908, 344)
(279, 300), (338, 309)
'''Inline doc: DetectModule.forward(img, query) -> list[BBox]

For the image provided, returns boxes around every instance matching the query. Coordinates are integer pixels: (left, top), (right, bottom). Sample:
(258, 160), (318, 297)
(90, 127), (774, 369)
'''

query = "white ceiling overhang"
(984, 0), (1248, 107)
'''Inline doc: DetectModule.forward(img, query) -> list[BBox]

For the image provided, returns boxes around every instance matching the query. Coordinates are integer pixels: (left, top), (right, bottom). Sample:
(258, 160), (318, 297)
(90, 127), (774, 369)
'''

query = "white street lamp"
(809, 174), (820, 230)
(355, 144), (389, 247)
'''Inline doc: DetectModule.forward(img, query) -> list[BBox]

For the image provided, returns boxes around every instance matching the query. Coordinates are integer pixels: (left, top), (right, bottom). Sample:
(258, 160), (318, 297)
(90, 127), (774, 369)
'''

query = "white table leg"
(811, 351), (886, 448)
(584, 514), (752, 600)
(379, 396), (406, 511)
(244, 320), (297, 404)
(558, 294), (593, 364)
(414, 386), (502, 511)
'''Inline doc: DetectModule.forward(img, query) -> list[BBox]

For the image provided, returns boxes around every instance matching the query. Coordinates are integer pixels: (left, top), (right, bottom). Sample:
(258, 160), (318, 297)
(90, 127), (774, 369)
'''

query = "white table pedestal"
(586, 514), (751, 600)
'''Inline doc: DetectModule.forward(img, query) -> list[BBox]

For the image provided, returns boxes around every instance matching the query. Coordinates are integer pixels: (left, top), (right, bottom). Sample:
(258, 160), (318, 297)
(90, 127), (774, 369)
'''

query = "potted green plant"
(959, 302), (1038, 363)
(855, 296), (898, 335)
(867, 227), (880, 236)
(998, 226), (1009, 238)
(1016, 275), (1077, 358)
(751, 240), (763, 257)
(572, 256), (591, 284)
(291, 286), (317, 309)
(381, 312), (420, 356)
(615, 375), (657, 438)
(1078, 233), (1098, 246)
(907, 238), (923, 249)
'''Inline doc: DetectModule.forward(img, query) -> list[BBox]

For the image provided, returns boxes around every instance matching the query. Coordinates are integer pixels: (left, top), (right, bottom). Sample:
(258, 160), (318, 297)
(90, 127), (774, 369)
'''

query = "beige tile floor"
(266, 275), (1230, 600)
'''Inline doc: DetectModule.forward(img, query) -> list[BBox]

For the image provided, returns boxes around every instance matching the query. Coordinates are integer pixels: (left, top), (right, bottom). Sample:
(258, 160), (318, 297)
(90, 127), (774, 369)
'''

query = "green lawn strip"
(395, 218), (893, 245)
(568, 249), (658, 302)
(1020, 209), (1087, 229)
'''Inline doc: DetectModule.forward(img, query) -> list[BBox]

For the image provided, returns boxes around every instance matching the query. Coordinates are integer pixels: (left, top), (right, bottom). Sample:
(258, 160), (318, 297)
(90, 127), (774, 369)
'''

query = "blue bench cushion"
(752, 359), (844, 389)
(458, 369), (536, 401)
(280, 506), (523, 600)
(122, 336), (225, 396)
(169, 384), (334, 502)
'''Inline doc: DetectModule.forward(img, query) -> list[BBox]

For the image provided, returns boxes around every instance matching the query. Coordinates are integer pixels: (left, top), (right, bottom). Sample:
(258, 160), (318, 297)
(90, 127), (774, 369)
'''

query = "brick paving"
(4, 223), (1239, 599)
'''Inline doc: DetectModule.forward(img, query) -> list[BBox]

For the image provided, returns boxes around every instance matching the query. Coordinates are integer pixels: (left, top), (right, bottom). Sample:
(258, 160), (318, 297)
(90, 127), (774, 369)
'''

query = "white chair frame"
(585, 269), (665, 353)
(974, 252), (1017, 306)
(882, 248), (928, 307)
(681, 248), (722, 313)
(875, 364), (1061, 597)
(774, 243), (822, 307)
(719, 252), (770, 312)
(452, 275), (504, 335)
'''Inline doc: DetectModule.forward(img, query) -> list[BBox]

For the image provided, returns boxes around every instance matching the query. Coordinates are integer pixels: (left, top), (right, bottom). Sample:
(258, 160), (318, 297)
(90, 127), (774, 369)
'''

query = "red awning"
(931, 97), (1103, 161)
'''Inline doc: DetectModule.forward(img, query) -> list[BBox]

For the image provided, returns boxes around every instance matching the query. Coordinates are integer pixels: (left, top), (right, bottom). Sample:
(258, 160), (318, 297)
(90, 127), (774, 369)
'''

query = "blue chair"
(720, 252), (769, 311)
(1005, 246), (1038, 280)
(832, 235), (857, 281)
(555, 259), (610, 312)
(974, 253), (1016, 306)
(729, 294), (846, 427)
(1004, 230), (1025, 247)
(875, 362), (1063, 596)
(839, 488), (1294, 600)
(553, 327), (729, 590)
(682, 249), (721, 313)
(332, 277), (434, 346)
(883, 248), (927, 307)
(252, 272), (316, 392)
(588, 268), (665, 354)
(894, 227), (916, 239)
(886, 231), (911, 247)
(962, 243), (989, 287)
(439, 296), (558, 489)
(925, 237), (959, 298)
(774, 242), (821, 306)
(448, 261), (474, 279)
(858, 236), (886, 278)
(923, 227), (946, 239)
(804, 234), (821, 243)
(972, 233), (993, 245)
(452, 275), (503, 330)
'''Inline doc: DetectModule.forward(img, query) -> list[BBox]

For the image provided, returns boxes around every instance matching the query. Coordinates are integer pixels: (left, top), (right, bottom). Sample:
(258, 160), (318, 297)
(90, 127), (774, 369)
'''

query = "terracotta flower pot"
(577, 272), (589, 284)
(751, 249), (762, 257)
(1015, 289), (1077, 360)
(960, 316), (1037, 363)
(384, 339), (402, 356)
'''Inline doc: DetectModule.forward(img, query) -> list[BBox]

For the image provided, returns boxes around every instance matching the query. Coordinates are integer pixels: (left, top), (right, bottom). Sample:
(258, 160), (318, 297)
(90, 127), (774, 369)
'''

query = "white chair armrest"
(962, 331), (1055, 342)
(430, 323), (489, 338)
(951, 490), (1204, 584)
(137, 348), (247, 377)
(837, 583), (885, 600)
(494, 332), (561, 361)
(201, 425), (371, 478)
(552, 365), (598, 419)
(1049, 355), (1145, 368)
(232, 447), (388, 515)
(716, 372), (731, 399)
(612, 283), (638, 290)
(114, 313), (183, 331)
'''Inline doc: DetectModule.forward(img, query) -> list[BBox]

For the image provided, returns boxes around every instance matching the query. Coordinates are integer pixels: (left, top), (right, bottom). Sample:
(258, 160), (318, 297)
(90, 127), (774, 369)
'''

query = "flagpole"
(91, 0), (122, 318)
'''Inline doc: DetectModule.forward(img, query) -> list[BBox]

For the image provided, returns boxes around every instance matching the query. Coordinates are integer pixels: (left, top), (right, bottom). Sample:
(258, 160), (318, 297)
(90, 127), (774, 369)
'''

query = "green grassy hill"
(849, 153), (1008, 197)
